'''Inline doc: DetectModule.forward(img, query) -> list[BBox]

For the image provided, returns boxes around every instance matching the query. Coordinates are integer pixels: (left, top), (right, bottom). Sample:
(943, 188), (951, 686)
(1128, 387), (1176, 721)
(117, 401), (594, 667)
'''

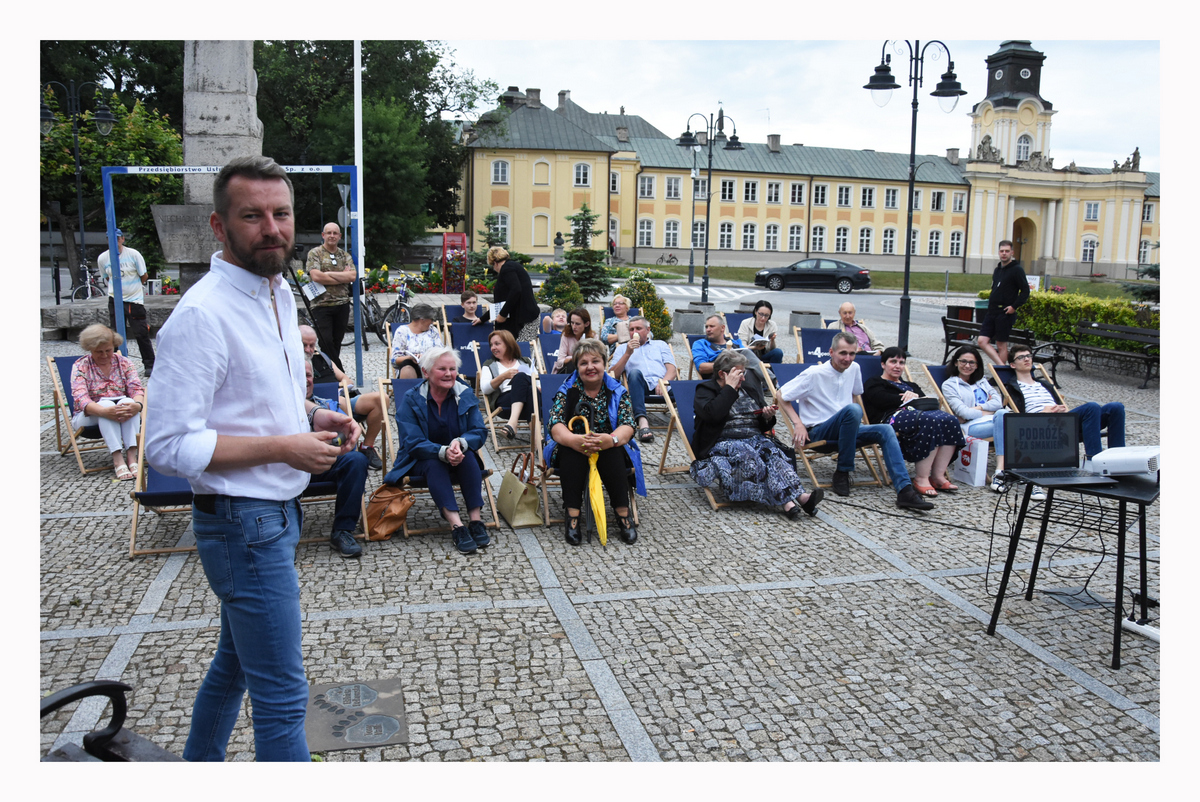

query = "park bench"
(1048, 319), (1160, 389)
(940, 316), (1052, 370)
(41, 680), (183, 761)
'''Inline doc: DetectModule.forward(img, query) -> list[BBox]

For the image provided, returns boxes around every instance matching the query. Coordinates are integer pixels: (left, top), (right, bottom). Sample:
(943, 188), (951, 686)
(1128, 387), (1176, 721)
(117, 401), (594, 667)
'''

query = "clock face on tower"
(1020, 68), (1031, 79)
(995, 69), (1003, 80)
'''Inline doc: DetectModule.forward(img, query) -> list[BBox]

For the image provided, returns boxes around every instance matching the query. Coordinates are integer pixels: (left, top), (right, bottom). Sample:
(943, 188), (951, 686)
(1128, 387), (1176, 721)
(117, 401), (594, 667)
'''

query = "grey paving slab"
(576, 586), (1157, 761)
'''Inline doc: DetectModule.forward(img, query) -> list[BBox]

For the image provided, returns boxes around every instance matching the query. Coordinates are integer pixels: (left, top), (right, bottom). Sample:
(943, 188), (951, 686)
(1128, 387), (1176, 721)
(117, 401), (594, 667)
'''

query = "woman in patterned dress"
(544, 339), (646, 546)
(862, 347), (965, 496)
(69, 323), (146, 480)
(390, 303), (444, 379)
(690, 350), (823, 519)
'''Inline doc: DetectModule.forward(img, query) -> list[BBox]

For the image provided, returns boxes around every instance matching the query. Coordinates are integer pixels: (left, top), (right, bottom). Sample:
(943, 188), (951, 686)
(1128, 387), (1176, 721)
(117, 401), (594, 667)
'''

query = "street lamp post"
(676, 110), (744, 304)
(687, 144), (699, 284)
(863, 41), (966, 352)
(41, 80), (117, 288)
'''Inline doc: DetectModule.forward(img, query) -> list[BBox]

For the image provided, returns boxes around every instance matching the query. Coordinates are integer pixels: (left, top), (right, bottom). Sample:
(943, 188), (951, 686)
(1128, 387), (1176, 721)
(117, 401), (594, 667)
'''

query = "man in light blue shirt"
(691, 314), (766, 381)
(611, 316), (677, 442)
(99, 228), (155, 375)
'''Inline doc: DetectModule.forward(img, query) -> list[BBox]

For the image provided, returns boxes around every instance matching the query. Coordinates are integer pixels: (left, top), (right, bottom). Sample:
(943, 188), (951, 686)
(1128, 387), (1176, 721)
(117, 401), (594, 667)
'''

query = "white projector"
(1089, 446), (1160, 476)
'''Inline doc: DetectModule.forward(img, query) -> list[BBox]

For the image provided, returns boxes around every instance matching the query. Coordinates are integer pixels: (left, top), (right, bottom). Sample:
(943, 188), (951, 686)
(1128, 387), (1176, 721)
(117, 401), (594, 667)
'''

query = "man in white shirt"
(611, 316), (677, 442)
(777, 332), (932, 510)
(145, 156), (361, 762)
(98, 228), (155, 375)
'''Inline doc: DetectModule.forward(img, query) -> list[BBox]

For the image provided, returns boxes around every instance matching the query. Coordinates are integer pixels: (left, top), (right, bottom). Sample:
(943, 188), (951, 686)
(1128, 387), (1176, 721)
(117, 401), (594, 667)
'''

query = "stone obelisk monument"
(153, 40), (263, 292)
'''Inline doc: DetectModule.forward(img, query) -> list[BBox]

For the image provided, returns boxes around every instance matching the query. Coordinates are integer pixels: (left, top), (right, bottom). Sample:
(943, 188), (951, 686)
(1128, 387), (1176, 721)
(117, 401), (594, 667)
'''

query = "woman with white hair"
(599, 294), (634, 355)
(390, 303), (443, 379)
(384, 346), (491, 556)
(70, 323), (146, 480)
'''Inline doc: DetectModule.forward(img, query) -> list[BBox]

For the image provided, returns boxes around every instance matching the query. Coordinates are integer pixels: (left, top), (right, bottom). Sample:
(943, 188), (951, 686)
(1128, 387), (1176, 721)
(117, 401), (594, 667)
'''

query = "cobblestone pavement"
(39, 291), (1160, 762)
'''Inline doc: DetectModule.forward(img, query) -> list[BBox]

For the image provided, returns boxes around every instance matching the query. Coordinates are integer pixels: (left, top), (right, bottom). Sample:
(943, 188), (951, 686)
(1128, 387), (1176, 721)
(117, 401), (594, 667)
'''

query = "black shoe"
(831, 471), (851, 497)
(565, 513), (584, 546)
(800, 487), (824, 517)
(359, 445), (383, 471)
(452, 525), (477, 554)
(616, 514), (638, 545)
(330, 529), (362, 558)
(468, 519), (491, 549)
(896, 484), (935, 511)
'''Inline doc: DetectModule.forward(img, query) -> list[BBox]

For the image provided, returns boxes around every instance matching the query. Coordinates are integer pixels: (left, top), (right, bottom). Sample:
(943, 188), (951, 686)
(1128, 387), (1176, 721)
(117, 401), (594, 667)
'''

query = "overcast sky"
(443, 39), (1159, 173)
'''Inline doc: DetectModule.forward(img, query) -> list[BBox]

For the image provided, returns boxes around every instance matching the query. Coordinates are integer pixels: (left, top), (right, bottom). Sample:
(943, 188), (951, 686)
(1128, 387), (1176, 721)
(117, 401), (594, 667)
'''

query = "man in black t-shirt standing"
(978, 240), (1030, 366)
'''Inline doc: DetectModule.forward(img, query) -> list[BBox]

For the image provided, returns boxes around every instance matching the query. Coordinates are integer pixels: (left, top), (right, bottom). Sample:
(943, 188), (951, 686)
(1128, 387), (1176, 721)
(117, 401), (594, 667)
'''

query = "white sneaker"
(1031, 485), (1047, 501)
(990, 473), (1008, 493)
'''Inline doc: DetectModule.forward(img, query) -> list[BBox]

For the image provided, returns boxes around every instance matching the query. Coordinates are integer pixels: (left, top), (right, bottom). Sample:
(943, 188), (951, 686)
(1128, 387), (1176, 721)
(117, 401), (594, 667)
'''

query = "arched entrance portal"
(1012, 218), (1037, 265)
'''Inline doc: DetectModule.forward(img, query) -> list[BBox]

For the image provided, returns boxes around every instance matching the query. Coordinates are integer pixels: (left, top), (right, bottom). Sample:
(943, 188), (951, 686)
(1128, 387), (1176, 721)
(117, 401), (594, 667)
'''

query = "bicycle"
(71, 260), (107, 302)
(655, 253), (679, 266)
(376, 272), (413, 338)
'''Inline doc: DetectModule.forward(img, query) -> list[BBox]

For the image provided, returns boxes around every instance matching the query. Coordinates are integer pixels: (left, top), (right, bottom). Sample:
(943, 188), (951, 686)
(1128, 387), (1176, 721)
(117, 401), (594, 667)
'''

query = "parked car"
(754, 258), (872, 294)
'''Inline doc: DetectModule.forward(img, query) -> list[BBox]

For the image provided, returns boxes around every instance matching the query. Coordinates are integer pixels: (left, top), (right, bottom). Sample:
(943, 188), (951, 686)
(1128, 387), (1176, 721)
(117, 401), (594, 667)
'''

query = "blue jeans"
(625, 368), (673, 419)
(759, 348), (784, 364)
(185, 496), (309, 762)
(807, 404), (912, 492)
(1076, 401), (1125, 457)
(311, 450), (369, 533)
(964, 408), (1009, 456)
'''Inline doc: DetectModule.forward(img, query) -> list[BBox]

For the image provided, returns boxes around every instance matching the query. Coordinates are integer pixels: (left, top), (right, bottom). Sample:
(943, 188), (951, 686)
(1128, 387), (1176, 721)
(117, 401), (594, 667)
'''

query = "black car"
(754, 258), (872, 294)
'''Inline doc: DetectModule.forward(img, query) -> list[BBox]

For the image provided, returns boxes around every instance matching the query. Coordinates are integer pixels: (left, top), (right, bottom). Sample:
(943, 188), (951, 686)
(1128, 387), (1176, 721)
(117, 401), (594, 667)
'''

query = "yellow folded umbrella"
(568, 415), (606, 545)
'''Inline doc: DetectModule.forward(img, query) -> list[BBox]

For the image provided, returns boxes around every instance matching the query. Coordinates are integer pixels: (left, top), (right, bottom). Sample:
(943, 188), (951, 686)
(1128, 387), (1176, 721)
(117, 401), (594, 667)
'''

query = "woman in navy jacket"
(385, 346), (491, 555)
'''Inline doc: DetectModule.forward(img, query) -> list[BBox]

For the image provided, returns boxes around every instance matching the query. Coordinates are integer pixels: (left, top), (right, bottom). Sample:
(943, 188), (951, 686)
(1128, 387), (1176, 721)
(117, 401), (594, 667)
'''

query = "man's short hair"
(832, 331), (858, 350)
(1007, 343), (1033, 363)
(628, 316), (649, 328)
(998, 239), (1013, 249)
(460, 290), (478, 303)
(212, 156), (294, 218)
(705, 314), (724, 326)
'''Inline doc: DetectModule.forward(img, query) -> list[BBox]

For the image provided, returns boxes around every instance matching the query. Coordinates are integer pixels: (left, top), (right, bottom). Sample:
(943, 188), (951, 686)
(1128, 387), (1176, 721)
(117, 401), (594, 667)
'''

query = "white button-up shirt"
(145, 252), (310, 500)
(778, 360), (862, 426)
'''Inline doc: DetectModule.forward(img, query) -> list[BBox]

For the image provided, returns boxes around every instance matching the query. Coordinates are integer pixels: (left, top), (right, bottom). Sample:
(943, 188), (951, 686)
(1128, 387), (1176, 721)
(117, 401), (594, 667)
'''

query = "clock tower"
(969, 40), (1056, 166)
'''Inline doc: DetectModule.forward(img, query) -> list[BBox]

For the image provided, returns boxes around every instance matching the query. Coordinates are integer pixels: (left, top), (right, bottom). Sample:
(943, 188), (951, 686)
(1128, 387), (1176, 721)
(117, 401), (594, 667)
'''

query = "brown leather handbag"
(365, 484), (414, 541)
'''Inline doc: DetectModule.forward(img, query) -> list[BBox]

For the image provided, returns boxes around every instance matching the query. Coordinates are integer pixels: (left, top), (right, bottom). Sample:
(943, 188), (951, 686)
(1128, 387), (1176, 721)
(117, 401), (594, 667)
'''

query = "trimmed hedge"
(978, 290), (1159, 353)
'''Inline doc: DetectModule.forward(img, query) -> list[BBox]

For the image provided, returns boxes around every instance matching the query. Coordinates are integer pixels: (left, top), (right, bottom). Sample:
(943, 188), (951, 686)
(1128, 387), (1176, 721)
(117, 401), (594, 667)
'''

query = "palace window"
(884, 188), (899, 209)
(1081, 237), (1098, 262)
(882, 228), (896, 255)
(949, 230), (963, 257)
(692, 220), (706, 248)
(718, 222), (734, 249)
(637, 219), (654, 247)
(858, 227), (872, 254)
(742, 222), (757, 250)
(1017, 134), (1032, 162)
(837, 185), (852, 207)
(764, 223), (780, 250)
(861, 187), (875, 208)
(952, 191), (966, 213)
(788, 224), (804, 251)
(574, 163), (591, 187)
(810, 225), (825, 252)
(491, 160), (509, 184)
(664, 220), (680, 248)
(744, 180), (759, 203)
(1085, 201), (1100, 221)
(766, 182), (781, 204)
(834, 226), (849, 253)
(789, 182), (805, 205)
(721, 179), (736, 202)
(665, 177), (681, 200)
(638, 175), (655, 199)
(812, 184), (828, 206)
(928, 230), (942, 256)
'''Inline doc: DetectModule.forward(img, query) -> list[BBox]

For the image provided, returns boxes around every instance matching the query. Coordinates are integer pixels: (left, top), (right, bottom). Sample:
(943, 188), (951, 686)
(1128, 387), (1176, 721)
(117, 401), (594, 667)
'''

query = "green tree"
(563, 204), (610, 302)
(254, 40), (496, 247)
(39, 90), (183, 285)
(617, 271), (673, 342)
(41, 41), (185, 132)
(536, 265), (585, 312)
(310, 98), (430, 268)
(1122, 259), (1160, 305)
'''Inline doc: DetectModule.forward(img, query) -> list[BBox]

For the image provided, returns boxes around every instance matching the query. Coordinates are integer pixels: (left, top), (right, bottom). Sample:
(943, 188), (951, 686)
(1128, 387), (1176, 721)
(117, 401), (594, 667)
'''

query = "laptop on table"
(1003, 413), (1117, 488)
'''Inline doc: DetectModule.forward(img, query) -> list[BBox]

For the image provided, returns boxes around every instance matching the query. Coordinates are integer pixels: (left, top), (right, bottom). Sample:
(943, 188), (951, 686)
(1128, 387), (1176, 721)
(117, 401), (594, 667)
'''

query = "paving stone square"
(38, 291), (1160, 763)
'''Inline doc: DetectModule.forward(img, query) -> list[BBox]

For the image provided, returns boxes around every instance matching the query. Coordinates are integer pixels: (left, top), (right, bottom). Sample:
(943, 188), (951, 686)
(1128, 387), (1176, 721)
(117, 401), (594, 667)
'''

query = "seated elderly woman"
(544, 338), (646, 546)
(391, 303), (444, 379)
(941, 344), (1010, 493)
(691, 350), (823, 519)
(862, 347), (965, 496)
(70, 323), (146, 480)
(479, 329), (538, 444)
(599, 294), (634, 355)
(384, 346), (491, 556)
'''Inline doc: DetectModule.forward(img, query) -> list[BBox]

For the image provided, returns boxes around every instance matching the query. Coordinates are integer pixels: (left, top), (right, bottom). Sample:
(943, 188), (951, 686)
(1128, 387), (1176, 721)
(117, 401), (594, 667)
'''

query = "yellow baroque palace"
(453, 41), (1158, 280)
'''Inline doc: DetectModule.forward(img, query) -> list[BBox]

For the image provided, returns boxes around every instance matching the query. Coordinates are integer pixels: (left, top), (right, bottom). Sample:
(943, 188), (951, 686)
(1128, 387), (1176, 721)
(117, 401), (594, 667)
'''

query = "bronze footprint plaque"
(305, 678), (409, 752)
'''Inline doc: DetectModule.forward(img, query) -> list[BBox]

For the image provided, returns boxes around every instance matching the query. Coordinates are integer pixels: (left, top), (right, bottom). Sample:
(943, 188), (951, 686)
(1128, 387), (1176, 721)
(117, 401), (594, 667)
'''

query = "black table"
(986, 474), (1159, 669)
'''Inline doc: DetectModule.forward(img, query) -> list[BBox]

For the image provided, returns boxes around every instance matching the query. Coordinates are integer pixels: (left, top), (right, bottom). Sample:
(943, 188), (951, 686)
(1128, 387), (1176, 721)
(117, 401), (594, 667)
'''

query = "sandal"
(912, 479), (938, 497)
(114, 465), (134, 481)
(637, 427), (654, 443)
(930, 477), (959, 493)
(501, 424), (516, 440)
(126, 461), (139, 479)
